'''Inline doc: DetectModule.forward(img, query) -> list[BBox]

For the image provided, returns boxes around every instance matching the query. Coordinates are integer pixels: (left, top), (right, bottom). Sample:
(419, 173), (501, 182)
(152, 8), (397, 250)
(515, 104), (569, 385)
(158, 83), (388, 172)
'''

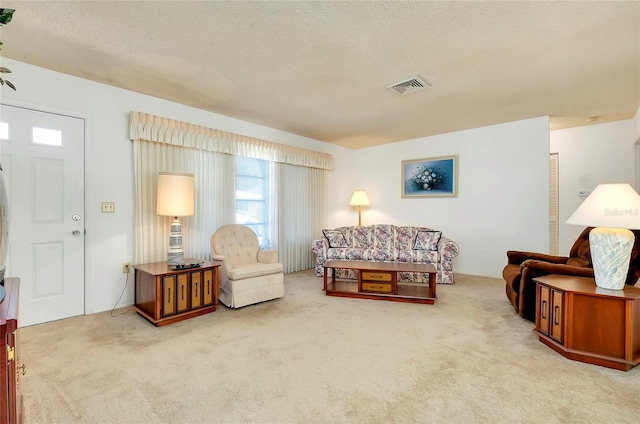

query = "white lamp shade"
(566, 184), (640, 230)
(157, 172), (195, 217)
(349, 190), (370, 207)
(566, 183), (640, 290)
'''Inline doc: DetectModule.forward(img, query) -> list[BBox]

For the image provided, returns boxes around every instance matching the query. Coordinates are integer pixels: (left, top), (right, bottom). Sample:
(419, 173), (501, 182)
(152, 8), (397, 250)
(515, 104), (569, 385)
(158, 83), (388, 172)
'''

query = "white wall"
(333, 117), (551, 278)
(1, 59), (350, 314)
(634, 106), (640, 143)
(550, 120), (636, 254)
(4, 58), (637, 315)
(633, 106), (640, 191)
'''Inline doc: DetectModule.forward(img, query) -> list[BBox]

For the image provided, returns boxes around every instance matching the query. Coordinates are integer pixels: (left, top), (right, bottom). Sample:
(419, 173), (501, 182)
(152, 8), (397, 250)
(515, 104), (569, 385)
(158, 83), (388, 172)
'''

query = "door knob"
(72, 230), (81, 236)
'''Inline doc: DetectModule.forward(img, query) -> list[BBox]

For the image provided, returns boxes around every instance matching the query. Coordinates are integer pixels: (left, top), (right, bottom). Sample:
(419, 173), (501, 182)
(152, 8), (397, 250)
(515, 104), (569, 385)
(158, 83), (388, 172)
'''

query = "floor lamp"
(157, 172), (195, 266)
(566, 183), (640, 290)
(349, 190), (370, 226)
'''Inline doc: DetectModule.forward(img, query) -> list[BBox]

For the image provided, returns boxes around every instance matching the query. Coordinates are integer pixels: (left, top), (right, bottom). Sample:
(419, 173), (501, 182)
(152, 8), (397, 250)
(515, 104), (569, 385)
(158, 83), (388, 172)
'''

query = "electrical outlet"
(101, 202), (115, 213)
(122, 262), (131, 273)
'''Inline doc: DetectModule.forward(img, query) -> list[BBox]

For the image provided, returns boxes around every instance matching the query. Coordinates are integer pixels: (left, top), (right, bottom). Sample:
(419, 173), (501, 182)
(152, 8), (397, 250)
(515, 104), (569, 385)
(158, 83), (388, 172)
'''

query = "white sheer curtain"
(132, 140), (235, 264)
(130, 112), (332, 271)
(273, 163), (327, 273)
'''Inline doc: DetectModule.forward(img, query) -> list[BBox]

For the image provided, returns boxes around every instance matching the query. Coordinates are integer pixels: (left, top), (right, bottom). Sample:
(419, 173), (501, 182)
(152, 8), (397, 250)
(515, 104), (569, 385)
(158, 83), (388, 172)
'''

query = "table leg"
(430, 272), (437, 298)
(323, 267), (328, 292)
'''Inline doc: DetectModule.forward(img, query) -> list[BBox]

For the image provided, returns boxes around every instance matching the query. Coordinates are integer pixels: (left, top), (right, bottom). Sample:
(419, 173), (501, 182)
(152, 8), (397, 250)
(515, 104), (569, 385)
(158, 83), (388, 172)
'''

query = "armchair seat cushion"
(228, 262), (284, 280)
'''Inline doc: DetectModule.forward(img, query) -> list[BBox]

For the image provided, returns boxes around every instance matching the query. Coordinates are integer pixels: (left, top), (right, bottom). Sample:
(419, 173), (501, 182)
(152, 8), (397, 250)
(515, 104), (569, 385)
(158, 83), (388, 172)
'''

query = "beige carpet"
(19, 270), (640, 423)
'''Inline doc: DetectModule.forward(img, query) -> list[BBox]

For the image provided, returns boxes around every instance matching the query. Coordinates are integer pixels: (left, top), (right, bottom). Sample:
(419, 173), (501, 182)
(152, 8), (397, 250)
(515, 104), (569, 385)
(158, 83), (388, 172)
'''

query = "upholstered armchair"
(211, 224), (285, 308)
(503, 227), (640, 321)
(504, 227), (594, 321)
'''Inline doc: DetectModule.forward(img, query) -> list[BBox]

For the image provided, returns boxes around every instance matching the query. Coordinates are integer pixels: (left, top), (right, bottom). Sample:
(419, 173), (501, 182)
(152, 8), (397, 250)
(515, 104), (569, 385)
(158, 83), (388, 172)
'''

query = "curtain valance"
(129, 111), (334, 170)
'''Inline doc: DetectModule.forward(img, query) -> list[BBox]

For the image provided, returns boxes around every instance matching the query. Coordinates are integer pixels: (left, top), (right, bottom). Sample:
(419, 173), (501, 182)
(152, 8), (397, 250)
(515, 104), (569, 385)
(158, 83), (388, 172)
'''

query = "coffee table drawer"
(362, 271), (392, 282)
(362, 282), (393, 293)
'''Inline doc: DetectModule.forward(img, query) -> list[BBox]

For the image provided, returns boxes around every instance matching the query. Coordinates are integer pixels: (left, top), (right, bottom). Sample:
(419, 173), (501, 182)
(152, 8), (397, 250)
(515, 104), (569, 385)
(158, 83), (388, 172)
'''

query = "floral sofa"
(312, 224), (459, 285)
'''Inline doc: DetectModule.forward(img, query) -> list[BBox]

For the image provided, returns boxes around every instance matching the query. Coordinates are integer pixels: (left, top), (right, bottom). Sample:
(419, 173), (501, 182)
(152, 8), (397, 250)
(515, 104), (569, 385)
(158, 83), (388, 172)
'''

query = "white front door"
(0, 104), (85, 326)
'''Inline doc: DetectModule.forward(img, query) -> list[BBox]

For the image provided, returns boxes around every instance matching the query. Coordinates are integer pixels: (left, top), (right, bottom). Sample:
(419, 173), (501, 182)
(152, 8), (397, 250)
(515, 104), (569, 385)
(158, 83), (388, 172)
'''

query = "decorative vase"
(589, 227), (634, 290)
(422, 183), (432, 190)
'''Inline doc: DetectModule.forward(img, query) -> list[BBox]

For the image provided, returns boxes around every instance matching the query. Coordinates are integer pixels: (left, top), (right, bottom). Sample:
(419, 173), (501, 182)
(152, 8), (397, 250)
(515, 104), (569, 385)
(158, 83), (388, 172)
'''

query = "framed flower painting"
(401, 155), (458, 198)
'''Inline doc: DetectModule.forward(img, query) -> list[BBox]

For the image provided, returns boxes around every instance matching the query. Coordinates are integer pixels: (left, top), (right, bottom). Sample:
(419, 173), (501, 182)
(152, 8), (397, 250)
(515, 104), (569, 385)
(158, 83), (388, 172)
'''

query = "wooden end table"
(133, 261), (219, 326)
(532, 274), (640, 371)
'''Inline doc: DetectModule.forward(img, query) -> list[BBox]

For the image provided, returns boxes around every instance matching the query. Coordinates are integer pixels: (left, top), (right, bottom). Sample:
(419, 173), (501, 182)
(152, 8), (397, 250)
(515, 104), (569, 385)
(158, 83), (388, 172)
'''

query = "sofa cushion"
(398, 249), (439, 263)
(353, 226), (373, 248)
(367, 249), (395, 262)
(327, 248), (348, 260)
(346, 248), (366, 261)
(326, 247), (367, 261)
(395, 226), (418, 250)
(373, 224), (396, 249)
(335, 226), (354, 246)
(413, 230), (442, 251)
(322, 229), (348, 248)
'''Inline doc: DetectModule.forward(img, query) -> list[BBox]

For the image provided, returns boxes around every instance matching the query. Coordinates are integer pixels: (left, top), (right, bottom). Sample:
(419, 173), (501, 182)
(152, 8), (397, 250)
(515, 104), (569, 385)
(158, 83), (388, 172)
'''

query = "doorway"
(0, 104), (85, 326)
(549, 153), (559, 255)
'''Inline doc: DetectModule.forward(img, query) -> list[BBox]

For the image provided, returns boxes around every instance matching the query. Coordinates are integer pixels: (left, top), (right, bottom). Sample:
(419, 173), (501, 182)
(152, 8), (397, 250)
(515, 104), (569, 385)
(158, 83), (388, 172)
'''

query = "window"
(0, 122), (8, 140)
(32, 126), (62, 147)
(236, 156), (270, 247)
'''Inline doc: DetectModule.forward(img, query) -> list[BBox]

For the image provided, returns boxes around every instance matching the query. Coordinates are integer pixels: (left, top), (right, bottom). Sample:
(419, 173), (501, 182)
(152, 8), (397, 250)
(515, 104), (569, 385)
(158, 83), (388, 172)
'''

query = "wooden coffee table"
(323, 260), (437, 304)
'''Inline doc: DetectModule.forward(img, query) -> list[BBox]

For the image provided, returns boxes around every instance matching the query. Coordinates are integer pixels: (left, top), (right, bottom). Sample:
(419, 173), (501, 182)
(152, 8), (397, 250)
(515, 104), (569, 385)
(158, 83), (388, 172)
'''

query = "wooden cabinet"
(134, 262), (219, 327)
(533, 275), (640, 371)
(1, 277), (23, 424)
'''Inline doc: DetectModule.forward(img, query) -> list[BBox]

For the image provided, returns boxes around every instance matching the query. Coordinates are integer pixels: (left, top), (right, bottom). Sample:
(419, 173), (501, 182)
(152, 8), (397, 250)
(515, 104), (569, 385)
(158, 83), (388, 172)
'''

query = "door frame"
(1, 98), (93, 316)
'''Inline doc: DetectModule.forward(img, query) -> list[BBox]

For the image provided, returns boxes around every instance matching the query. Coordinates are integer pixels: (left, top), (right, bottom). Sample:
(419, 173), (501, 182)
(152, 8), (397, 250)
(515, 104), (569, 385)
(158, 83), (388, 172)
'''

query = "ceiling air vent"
(387, 76), (430, 95)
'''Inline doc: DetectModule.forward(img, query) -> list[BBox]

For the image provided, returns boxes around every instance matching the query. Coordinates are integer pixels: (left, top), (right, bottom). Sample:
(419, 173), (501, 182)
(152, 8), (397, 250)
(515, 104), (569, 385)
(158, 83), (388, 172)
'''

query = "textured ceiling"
(1, 1), (639, 149)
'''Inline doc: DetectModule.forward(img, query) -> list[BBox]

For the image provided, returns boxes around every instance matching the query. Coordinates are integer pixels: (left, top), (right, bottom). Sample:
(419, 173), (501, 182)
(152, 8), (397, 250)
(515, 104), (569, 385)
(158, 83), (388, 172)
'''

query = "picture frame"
(401, 155), (458, 198)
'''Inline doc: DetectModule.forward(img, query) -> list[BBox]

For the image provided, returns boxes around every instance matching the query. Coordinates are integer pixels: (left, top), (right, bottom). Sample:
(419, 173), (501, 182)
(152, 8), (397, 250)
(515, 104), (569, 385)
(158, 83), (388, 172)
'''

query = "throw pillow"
(413, 230), (442, 251)
(323, 229), (348, 248)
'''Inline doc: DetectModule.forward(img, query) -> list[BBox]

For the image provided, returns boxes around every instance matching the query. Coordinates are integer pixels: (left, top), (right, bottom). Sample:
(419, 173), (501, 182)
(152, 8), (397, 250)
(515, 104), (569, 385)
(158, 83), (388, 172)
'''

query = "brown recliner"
(503, 227), (640, 321)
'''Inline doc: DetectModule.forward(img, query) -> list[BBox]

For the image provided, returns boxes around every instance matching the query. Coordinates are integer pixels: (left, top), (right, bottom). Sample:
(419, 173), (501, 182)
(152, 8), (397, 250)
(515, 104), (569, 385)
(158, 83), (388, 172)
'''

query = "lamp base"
(589, 227), (634, 290)
(167, 217), (184, 266)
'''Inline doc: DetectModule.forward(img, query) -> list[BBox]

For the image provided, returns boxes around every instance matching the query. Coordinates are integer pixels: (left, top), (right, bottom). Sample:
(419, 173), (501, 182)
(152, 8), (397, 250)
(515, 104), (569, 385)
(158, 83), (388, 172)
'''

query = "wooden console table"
(323, 260), (437, 304)
(533, 274), (640, 371)
(1, 278), (23, 423)
(134, 261), (219, 326)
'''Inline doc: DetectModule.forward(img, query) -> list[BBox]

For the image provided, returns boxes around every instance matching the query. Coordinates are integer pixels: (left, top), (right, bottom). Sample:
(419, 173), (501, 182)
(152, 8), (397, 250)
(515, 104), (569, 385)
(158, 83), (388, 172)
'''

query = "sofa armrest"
(520, 259), (594, 278)
(311, 238), (330, 277)
(311, 238), (329, 254)
(507, 250), (569, 266)
(258, 249), (279, 264)
(437, 236), (459, 259)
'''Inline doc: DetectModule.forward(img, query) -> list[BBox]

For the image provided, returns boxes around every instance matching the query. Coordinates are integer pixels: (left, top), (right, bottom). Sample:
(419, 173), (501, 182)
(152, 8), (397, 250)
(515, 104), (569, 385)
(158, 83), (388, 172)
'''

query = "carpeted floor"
(18, 270), (640, 423)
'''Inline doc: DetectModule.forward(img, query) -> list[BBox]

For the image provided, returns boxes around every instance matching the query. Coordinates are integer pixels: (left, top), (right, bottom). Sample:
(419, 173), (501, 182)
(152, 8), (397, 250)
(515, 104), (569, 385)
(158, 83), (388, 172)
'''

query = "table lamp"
(349, 190), (370, 226)
(157, 172), (195, 265)
(566, 183), (640, 290)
